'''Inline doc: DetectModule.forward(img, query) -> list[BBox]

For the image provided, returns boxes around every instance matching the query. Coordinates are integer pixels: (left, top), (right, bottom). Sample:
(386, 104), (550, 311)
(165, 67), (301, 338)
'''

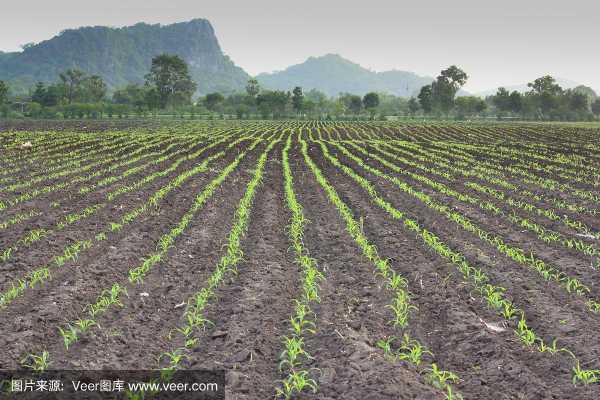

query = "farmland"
(1, 120), (600, 399)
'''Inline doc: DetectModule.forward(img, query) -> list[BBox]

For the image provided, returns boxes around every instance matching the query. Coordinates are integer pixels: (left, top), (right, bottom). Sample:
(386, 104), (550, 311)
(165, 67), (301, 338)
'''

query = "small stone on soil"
(230, 348), (251, 363)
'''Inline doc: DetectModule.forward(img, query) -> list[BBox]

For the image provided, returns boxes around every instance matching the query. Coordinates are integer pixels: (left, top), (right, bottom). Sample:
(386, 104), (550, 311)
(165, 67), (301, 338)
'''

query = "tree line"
(413, 67), (599, 121)
(1, 55), (599, 121)
(0, 53), (385, 120)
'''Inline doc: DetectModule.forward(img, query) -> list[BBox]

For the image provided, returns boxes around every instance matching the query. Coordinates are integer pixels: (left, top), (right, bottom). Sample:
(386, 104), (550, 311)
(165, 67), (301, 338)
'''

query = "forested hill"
(257, 54), (434, 97)
(0, 19), (250, 95)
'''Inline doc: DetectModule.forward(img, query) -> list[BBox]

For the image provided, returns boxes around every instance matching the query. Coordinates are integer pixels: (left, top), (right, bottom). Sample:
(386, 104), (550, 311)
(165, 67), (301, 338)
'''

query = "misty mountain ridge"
(257, 54), (434, 97)
(0, 19), (595, 99)
(0, 19), (250, 95)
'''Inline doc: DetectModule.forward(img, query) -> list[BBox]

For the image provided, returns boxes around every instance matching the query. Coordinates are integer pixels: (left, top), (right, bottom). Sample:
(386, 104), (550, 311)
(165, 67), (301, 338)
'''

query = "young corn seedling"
(86, 284), (128, 317)
(425, 363), (460, 390)
(501, 301), (518, 320)
(388, 271), (408, 290)
(276, 370), (318, 400)
(444, 384), (463, 400)
(29, 268), (50, 287)
(158, 349), (189, 370)
(21, 351), (50, 372)
(515, 313), (537, 347)
(74, 319), (96, 333)
(397, 334), (433, 366)
(58, 325), (79, 350)
(290, 313), (317, 336)
(572, 361), (600, 385)
(387, 291), (416, 329)
(1, 248), (12, 262)
(376, 336), (398, 360)
(481, 284), (506, 310)
(537, 338), (564, 355)
(279, 336), (311, 371)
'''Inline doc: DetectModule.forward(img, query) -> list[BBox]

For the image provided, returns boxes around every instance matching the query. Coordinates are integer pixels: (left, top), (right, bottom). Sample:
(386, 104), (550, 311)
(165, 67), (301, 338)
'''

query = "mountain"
(475, 78), (586, 97)
(256, 54), (433, 97)
(0, 19), (250, 95)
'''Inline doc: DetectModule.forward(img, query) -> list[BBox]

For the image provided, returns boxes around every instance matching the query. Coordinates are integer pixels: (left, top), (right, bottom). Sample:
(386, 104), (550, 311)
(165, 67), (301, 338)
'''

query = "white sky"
(1, 0), (598, 93)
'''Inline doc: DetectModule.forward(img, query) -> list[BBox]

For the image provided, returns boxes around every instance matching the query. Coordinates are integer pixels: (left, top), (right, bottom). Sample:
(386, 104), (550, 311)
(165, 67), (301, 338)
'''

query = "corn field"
(1, 120), (600, 399)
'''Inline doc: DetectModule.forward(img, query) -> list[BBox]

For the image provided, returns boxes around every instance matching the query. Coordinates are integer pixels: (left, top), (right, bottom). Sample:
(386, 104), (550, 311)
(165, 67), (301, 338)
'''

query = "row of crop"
(366, 141), (600, 265)
(156, 137), (280, 375)
(443, 142), (600, 199)
(276, 133), (324, 398)
(0, 132), (107, 169)
(0, 135), (119, 188)
(0, 134), (202, 212)
(0, 136), (194, 235)
(424, 140), (600, 230)
(300, 133), (461, 399)
(0, 136), (185, 264)
(0, 134), (169, 194)
(442, 142), (600, 205)
(0, 137), (158, 210)
(310, 135), (600, 386)
(411, 140), (599, 216)
(464, 180), (599, 241)
(1, 128), (232, 188)
(382, 140), (600, 234)
(20, 135), (271, 372)
(0, 133), (130, 183)
(334, 140), (600, 314)
(4, 136), (192, 234)
(0, 133), (253, 310)
(472, 142), (600, 180)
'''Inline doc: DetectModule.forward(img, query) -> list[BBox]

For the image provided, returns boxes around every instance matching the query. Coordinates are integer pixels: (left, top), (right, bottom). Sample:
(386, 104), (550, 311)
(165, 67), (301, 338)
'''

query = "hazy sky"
(1, 0), (598, 92)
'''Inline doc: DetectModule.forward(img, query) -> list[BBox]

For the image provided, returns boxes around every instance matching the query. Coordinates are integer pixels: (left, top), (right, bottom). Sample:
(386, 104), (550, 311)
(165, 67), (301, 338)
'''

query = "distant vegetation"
(1, 18), (598, 122)
(0, 19), (249, 95)
(1, 61), (599, 121)
(256, 54), (433, 97)
(414, 67), (598, 121)
(0, 52), (598, 121)
(487, 78), (599, 121)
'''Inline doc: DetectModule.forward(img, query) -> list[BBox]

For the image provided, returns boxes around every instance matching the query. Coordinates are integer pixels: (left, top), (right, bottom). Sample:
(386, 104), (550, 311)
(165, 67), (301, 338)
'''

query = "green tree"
(591, 99), (600, 117)
(205, 92), (225, 111)
(246, 78), (260, 98)
(348, 95), (362, 116)
(572, 85), (597, 108)
(83, 75), (107, 102)
(31, 82), (46, 105)
(256, 90), (290, 118)
(418, 85), (433, 114)
(493, 87), (511, 112)
(431, 65), (468, 114)
(25, 102), (43, 118)
(0, 80), (8, 104)
(112, 84), (148, 111)
(568, 90), (589, 112)
(455, 96), (486, 117)
(144, 87), (161, 112)
(527, 75), (562, 96)
(306, 89), (327, 105)
(408, 97), (420, 115)
(145, 54), (197, 109)
(303, 99), (316, 117)
(363, 92), (380, 110)
(292, 86), (304, 115)
(59, 69), (85, 104)
(527, 75), (563, 117)
(509, 91), (523, 114)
